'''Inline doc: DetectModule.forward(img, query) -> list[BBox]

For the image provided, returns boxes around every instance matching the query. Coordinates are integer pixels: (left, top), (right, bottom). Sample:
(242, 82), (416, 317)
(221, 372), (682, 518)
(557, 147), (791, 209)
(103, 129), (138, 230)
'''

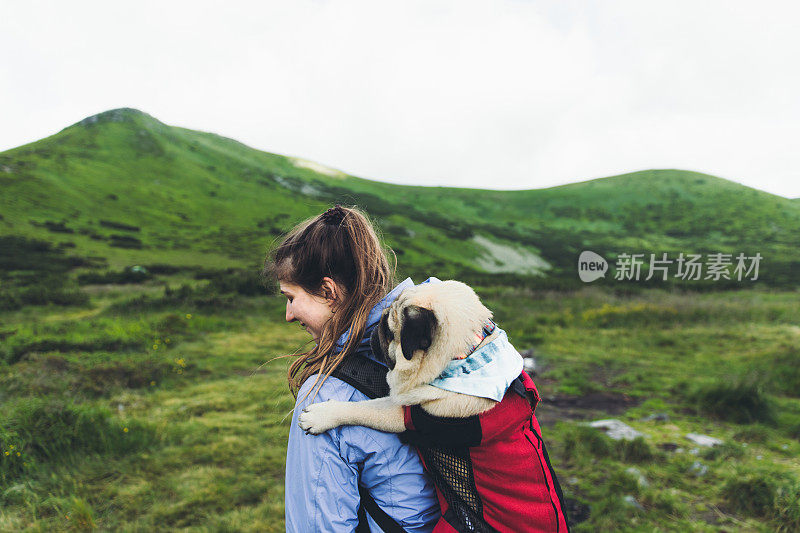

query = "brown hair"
(265, 205), (395, 396)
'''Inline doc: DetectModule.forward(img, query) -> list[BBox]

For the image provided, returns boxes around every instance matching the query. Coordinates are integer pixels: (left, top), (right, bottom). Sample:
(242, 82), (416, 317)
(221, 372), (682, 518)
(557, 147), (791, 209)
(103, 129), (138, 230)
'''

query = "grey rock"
(625, 467), (649, 488)
(622, 495), (645, 511)
(689, 461), (708, 477)
(589, 419), (646, 441)
(686, 433), (723, 447)
(523, 357), (537, 374)
(641, 413), (669, 422)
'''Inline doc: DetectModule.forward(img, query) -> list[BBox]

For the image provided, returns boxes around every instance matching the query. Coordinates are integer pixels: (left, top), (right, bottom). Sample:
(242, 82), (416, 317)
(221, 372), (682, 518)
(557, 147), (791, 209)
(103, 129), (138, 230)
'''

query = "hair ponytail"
(264, 205), (396, 396)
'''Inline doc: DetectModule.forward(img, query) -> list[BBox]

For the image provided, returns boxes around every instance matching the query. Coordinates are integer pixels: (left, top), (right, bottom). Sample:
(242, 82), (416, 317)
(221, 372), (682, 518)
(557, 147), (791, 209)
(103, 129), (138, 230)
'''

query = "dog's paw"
(298, 400), (344, 435)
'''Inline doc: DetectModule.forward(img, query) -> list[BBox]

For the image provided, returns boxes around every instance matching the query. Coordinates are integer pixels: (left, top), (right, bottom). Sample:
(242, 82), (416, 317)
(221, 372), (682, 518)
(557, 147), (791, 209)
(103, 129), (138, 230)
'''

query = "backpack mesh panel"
(330, 352), (390, 399)
(419, 445), (498, 533)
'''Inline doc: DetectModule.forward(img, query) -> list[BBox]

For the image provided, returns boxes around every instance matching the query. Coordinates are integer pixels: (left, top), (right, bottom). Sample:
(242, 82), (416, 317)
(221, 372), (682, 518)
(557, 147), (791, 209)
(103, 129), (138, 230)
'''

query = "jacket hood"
(334, 277), (415, 363)
(334, 277), (442, 364)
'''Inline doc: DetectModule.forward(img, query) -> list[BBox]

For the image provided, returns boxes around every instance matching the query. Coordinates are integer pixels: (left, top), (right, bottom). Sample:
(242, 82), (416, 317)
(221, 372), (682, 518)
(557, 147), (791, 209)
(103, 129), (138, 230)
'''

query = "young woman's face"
(279, 281), (334, 343)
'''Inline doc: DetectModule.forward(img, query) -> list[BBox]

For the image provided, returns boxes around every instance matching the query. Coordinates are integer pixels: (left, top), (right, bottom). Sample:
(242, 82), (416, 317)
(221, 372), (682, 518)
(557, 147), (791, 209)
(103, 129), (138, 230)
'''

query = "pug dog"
(297, 280), (500, 435)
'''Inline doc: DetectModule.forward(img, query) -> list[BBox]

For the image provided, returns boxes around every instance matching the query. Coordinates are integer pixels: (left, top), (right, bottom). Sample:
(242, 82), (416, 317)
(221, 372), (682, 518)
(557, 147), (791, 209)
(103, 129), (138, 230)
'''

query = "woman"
(266, 205), (440, 532)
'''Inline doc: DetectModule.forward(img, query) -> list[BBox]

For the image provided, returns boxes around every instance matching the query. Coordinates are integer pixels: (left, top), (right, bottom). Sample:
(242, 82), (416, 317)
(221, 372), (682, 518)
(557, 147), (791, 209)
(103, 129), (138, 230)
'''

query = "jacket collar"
(334, 277), (415, 360)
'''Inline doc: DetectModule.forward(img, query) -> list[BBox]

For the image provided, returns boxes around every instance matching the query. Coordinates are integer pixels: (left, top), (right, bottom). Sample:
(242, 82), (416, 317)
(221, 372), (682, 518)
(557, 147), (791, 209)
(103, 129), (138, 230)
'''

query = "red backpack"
(402, 372), (570, 533)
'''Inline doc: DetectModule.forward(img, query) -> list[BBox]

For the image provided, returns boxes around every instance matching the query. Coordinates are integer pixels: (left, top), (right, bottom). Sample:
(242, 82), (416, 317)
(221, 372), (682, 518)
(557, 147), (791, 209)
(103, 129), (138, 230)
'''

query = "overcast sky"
(3, 1), (799, 198)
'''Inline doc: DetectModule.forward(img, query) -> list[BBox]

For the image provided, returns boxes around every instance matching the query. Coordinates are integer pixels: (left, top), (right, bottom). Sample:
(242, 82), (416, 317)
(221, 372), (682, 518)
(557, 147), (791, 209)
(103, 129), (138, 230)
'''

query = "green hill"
(1, 108), (797, 288)
(2, 109), (799, 531)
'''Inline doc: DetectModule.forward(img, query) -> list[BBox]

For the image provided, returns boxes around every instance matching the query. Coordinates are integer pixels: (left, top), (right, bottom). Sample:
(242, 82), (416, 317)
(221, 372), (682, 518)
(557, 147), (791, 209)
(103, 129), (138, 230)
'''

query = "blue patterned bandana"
(429, 328), (524, 401)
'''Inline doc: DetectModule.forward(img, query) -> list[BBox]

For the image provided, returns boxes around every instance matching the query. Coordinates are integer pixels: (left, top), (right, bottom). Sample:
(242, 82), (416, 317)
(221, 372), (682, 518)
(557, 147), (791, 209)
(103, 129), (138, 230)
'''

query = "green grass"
(1, 108), (799, 530)
(0, 279), (798, 531)
(0, 282), (295, 531)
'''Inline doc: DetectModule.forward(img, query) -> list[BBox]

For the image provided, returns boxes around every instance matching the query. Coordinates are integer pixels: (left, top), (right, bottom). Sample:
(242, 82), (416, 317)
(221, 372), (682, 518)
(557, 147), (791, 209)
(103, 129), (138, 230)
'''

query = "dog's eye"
(386, 329), (394, 342)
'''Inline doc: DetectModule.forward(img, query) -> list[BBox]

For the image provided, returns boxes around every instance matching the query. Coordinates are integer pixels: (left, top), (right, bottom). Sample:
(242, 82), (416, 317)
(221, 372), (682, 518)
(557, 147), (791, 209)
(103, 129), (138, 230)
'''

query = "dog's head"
(370, 280), (493, 391)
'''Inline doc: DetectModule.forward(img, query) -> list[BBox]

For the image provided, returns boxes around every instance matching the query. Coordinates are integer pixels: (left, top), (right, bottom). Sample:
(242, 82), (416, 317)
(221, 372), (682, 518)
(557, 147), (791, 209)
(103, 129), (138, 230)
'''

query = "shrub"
(0, 236), (89, 273)
(701, 442), (745, 461)
(690, 381), (776, 425)
(109, 234), (143, 249)
(195, 268), (271, 296)
(0, 398), (157, 484)
(562, 425), (612, 461)
(17, 284), (89, 307)
(581, 303), (679, 328)
(733, 425), (770, 443)
(639, 488), (688, 517)
(721, 476), (777, 517)
(99, 220), (140, 232)
(107, 284), (238, 313)
(760, 345), (800, 398)
(614, 437), (655, 463)
(0, 291), (21, 311)
(5, 338), (140, 365)
(1, 355), (172, 400)
(144, 263), (183, 275)
(606, 468), (641, 495)
(77, 359), (172, 397)
(43, 220), (74, 233)
(773, 480), (800, 532)
(154, 313), (191, 335)
(66, 497), (97, 530)
(0, 284), (88, 313)
(77, 266), (152, 285)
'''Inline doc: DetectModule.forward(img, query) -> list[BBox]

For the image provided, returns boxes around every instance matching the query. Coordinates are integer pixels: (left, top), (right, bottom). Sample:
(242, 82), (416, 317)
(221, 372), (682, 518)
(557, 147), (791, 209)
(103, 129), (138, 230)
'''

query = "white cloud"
(1, 0), (798, 197)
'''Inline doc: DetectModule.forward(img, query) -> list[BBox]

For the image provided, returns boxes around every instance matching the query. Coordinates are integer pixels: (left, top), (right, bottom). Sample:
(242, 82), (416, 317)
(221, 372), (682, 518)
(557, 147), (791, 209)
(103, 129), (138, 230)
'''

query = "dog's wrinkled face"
(370, 304), (437, 370)
(369, 280), (493, 389)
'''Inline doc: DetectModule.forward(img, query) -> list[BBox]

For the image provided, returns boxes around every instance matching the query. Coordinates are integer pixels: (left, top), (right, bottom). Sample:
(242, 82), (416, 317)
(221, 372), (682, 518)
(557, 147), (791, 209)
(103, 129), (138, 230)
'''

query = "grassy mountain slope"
(1, 109), (799, 531)
(1, 108), (797, 286)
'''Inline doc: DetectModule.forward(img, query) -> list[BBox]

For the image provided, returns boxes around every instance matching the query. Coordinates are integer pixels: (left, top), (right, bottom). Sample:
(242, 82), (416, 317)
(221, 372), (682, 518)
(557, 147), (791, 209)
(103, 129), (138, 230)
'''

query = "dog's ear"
(401, 305), (437, 361)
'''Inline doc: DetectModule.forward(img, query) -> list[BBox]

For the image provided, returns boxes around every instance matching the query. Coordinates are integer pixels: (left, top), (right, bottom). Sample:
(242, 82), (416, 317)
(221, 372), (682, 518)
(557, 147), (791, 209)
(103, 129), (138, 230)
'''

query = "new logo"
(578, 251), (608, 282)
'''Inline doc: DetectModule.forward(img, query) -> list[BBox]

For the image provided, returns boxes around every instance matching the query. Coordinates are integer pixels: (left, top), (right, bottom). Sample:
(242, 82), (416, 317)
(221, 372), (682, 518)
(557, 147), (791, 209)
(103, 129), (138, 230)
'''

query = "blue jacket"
(285, 278), (441, 532)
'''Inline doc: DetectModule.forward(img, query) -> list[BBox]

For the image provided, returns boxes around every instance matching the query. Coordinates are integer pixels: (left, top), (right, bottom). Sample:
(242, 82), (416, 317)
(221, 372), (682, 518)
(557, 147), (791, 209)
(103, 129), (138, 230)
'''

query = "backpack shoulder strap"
(511, 372), (541, 411)
(511, 373), (571, 532)
(330, 351), (390, 399)
(331, 353), (407, 533)
(358, 484), (408, 533)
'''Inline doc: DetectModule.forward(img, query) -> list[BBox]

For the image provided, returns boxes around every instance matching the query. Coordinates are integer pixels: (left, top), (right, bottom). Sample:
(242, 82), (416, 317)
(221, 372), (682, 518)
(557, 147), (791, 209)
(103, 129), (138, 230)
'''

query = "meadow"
(1, 108), (799, 531)
(1, 268), (798, 532)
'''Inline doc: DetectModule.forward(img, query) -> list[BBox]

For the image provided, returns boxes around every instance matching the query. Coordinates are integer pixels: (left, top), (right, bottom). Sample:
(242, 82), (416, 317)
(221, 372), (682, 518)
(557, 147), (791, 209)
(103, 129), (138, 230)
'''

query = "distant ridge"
(70, 108), (157, 128)
(1, 108), (797, 287)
